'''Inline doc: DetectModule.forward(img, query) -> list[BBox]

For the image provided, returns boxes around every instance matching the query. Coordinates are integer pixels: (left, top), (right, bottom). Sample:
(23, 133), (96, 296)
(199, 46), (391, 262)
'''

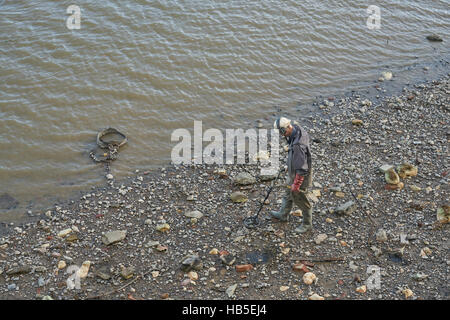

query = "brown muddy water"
(0, 1), (449, 222)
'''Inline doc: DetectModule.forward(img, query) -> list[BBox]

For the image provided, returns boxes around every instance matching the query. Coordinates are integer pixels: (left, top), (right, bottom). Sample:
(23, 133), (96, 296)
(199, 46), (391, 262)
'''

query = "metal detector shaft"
(243, 169), (284, 228)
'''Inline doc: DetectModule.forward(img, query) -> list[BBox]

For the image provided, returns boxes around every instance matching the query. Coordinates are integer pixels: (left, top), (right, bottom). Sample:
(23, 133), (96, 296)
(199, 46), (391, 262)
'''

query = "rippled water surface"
(0, 1), (449, 221)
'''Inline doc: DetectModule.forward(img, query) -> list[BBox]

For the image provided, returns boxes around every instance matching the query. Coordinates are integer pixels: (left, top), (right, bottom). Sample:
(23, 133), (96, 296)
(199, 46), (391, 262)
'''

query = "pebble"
(303, 272), (317, 285)
(102, 230), (127, 245)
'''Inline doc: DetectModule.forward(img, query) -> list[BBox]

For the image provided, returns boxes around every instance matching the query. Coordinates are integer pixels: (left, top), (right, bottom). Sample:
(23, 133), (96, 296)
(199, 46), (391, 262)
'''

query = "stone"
(315, 233), (328, 245)
(381, 71), (393, 81)
(57, 261), (67, 270)
(385, 169), (400, 185)
(413, 272), (429, 282)
(379, 164), (394, 173)
(308, 293), (324, 300)
(351, 119), (363, 126)
(184, 210), (203, 219)
(226, 284), (238, 298)
(235, 264), (253, 272)
(78, 261), (91, 279)
(180, 255), (203, 272)
(102, 230), (127, 245)
(402, 288), (413, 299)
(335, 201), (357, 216)
(220, 254), (236, 266)
(230, 192), (248, 203)
(436, 205), (449, 224)
(120, 265), (135, 279)
(233, 172), (256, 185)
(187, 271), (198, 280)
(303, 272), (317, 285)
(209, 248), (219, 255)
(280, 286), (289, 292)
(410, 185), (421, 192)
(106, 174), (114, 180)
(397, 163), (418, 179)
(426, 34), (443, 42)
(6, 265), (32, 276)
(376, 229), (388, 242)
(356, 285), (367, 293)
(259, 172), (278, 181)
(293, 264), (309, 273)
(57, 228), (73, 238)
(156, 223), (170, 232)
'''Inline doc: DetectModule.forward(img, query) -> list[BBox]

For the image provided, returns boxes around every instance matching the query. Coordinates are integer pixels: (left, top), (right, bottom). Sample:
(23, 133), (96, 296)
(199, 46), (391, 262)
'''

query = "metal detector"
(243, 169), (283, 229)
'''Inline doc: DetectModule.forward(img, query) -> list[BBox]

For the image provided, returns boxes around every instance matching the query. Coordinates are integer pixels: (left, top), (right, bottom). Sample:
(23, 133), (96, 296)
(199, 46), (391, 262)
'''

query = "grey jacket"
(286, 122), (312, 187)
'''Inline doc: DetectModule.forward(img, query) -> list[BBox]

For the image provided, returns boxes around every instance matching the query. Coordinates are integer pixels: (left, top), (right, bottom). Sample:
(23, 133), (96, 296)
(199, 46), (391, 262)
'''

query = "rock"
(420, 247), (432, 258)
(293, 264), (309, 273)
(233, 172), (256, 185)
(187, 271), (198, 280)
(102, 230), (127, 245)
(156, 223), (170, 232)
(259, 172), (278, 181)
(120, 265), (135, 279)
(230, 192), (248, 203)
(376, 229), (388, 242)
(381, 71), (393, 81)
(370, 246), (383, 257)
(436, 205), (449, 224)
(426, 34), (443, 42)
(209, 248), (219, 255)
(385, 169), (400, 185)
(385, 182), (404, 190)
(106, 174), (114, 180)
(402, 288), (414, 299)
(413, 272), (429, 282)
(279, 286), (289, 292)
(356, 285), (367, 293)
(235, 264), (253, 272)
(410, 185), (421, 192)
(57, 228), (73, 238)
(335, 201), (357, 216)
(308, 293), (324, 300)
(6, 265), (32, 276)
(184, 210), (203, 219)
(57, 261), (67, 270)
(315, 233), (328, 245)
(226, 284), (238, 298)
(220, 253), (236, 266)
(303, 272), (317, 285)
(379, 164), (394, 173)
(397, 163), (418, 179)
(96, 268), (111, 280)
(78, 261), (91, 279)
(351, 119), (363, 126)
(180, 255), (203, 272)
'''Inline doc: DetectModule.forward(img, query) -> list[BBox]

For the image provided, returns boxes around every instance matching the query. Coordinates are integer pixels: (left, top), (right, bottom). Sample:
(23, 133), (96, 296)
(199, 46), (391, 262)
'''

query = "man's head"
(274, 117), (293, 137)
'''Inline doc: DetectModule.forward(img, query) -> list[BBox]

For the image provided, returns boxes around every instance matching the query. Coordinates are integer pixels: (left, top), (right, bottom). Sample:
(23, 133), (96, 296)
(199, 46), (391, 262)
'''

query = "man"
(271, 117), (313, 233)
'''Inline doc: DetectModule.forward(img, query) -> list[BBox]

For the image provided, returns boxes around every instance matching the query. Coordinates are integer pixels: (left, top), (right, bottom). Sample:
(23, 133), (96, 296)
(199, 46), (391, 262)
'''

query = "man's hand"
(291, 174), (304, 193)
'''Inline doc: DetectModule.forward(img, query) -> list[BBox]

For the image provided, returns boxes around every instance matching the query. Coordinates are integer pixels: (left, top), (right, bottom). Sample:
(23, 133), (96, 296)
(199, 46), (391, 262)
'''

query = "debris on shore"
(0, 76), (448, 300)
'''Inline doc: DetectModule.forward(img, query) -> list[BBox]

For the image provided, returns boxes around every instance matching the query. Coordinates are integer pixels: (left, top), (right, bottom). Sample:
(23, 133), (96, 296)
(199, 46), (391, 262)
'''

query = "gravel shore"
(0, 74), (448, 300)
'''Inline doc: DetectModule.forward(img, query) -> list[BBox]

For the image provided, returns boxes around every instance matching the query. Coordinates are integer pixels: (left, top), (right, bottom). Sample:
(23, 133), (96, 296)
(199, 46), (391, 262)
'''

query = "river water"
(0, 1), (449, 222)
